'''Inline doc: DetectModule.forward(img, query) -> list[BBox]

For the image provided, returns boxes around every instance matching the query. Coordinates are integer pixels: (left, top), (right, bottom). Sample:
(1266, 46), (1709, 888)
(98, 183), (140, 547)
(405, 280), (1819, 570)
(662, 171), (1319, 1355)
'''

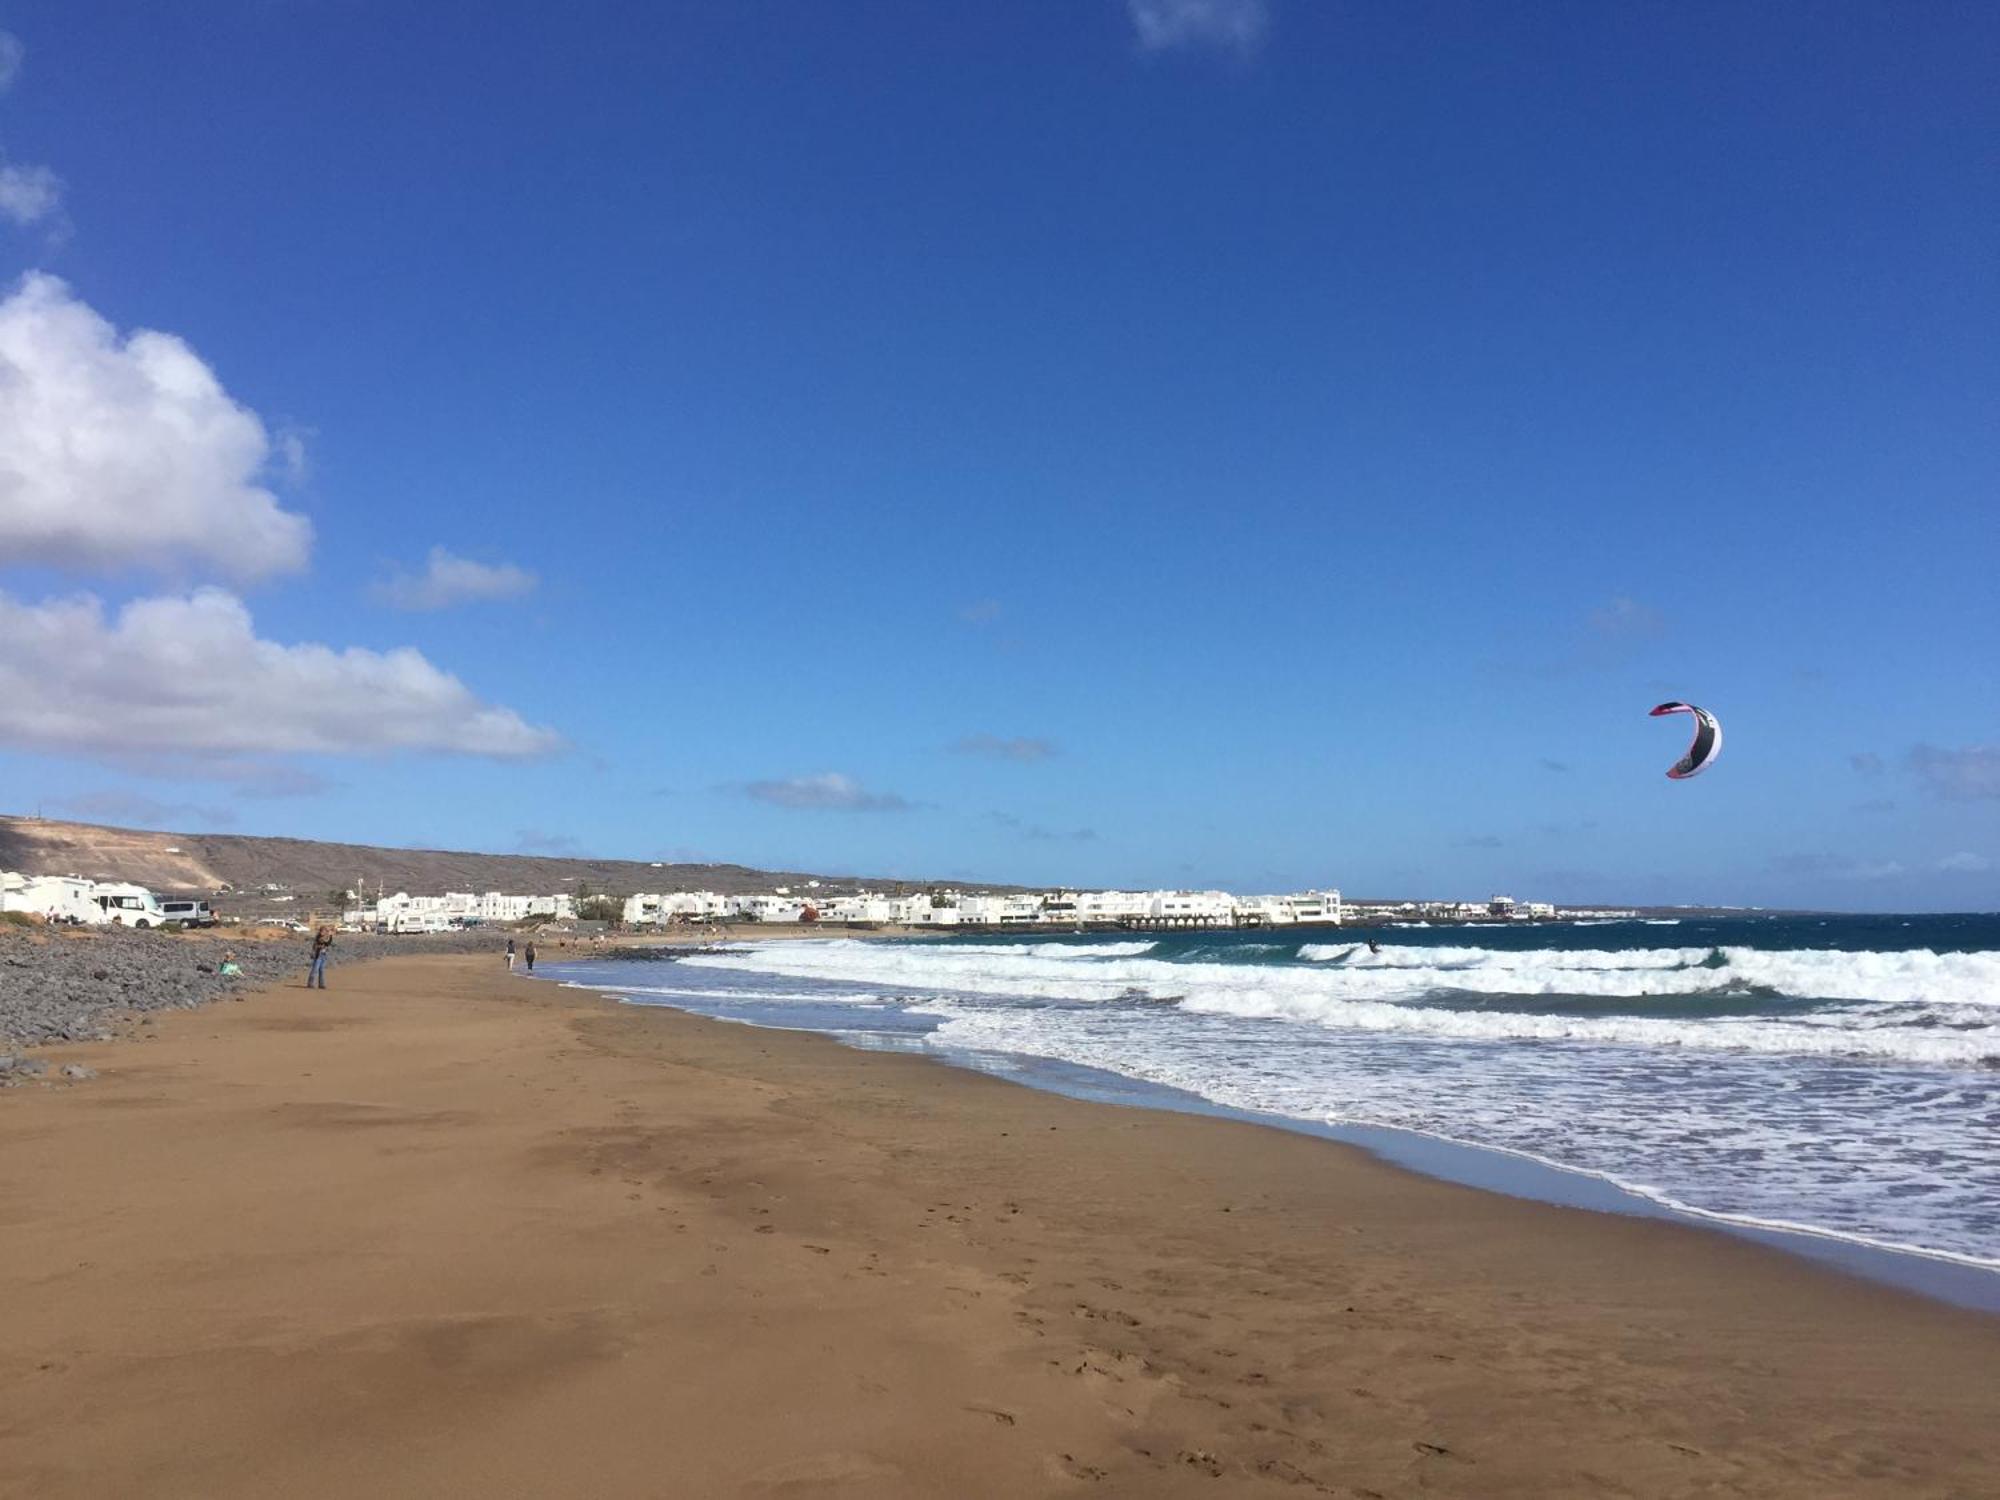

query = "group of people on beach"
(299, 927), (538, 991)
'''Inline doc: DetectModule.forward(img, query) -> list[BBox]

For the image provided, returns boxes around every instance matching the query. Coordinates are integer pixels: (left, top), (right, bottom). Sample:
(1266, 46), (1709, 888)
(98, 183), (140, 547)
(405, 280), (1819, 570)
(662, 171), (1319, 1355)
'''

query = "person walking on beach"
(524, 941), (537, 973)
(307, 925), (334, 990)
(506, 937), (517, 971)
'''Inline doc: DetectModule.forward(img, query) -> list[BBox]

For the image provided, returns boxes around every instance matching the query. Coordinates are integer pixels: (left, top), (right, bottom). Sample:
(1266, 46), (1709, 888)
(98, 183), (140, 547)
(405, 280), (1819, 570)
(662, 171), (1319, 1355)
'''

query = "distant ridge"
(0, 815), (937, 899)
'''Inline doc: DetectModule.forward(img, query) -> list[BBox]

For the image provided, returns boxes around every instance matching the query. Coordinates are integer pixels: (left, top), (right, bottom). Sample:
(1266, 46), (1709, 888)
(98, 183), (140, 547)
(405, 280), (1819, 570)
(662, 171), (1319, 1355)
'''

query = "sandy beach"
(3, 952), (1996, 1498)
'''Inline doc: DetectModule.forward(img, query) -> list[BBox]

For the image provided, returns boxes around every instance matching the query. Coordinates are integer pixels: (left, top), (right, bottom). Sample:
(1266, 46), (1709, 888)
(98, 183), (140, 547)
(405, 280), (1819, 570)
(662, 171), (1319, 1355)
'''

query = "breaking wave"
(678, 940), (2000, 1063)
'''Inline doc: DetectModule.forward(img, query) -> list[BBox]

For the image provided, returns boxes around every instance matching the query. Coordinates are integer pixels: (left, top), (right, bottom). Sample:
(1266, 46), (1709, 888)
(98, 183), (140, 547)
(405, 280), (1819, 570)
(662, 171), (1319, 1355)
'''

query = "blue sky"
(0, 0), (1993, 909)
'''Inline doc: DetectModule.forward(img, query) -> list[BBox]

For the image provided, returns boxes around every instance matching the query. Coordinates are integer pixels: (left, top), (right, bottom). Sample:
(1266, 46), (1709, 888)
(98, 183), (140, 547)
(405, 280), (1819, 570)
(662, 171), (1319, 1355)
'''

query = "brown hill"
(0, 815), (926, 901)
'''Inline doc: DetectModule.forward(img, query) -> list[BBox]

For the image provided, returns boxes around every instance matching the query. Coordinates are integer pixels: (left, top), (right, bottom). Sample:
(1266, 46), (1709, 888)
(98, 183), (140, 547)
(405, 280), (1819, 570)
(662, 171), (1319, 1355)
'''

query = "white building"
(479, 891), (532, 923)
(1148, 890), (1235, 927)
(957, 893), (1043, 925)
(360, 888), (574, 930)
(1075, 890), (1151, 922)
(1284, 889), (1344, 924)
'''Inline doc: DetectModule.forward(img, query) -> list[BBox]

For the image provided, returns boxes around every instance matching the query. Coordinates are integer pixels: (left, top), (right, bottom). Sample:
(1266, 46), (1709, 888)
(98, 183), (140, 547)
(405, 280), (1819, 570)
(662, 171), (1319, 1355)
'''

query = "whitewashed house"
(1149, 890), (1234, 927)
(1286, 889), (1343, 924)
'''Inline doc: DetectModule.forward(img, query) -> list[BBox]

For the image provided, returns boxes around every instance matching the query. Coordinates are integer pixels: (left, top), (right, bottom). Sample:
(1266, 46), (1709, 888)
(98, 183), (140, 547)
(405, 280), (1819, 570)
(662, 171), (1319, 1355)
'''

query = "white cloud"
(743, 772), (912, 812)
(371, 547), (538, 610)
(1938, 852), (1992, 875)
(0, 161), (60, 226)
(0, 273), (313, 579)
(0, 31), (23, 93)
(1127, 0), (1268, 53)
(0, 588), (562, 759)
(273, 424), (313, 486)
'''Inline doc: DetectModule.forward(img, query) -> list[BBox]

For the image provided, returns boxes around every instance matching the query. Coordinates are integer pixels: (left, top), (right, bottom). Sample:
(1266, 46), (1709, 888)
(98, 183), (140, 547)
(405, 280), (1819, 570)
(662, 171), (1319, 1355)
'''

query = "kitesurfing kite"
(1649, 701), (1722, 779)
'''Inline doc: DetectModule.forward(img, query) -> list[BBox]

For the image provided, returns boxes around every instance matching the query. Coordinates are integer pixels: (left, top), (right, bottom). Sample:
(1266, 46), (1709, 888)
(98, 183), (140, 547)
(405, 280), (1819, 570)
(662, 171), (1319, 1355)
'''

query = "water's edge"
(545, 963), (2000, 1316)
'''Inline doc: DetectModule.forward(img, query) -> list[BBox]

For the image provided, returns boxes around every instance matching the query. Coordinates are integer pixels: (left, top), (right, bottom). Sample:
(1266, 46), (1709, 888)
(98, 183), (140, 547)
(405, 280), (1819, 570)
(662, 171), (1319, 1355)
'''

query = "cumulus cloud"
(1907, 744), (2000, 801)
(0, 31), (23, 92)
(952, 733), (1057, 762)
(1849, 751), (1885, 775)
(0, 160), (61, 226)
(371, 547), (538, 611)
(958, 599), (1002, 624)
(0, 588), (562, 760)
(1127, 0), (1268, 53)
(1937, 852), (1992, 875)
(0, 274), (312, 579)
(743, 772), (912, 812)
(55, 790), (236, 830)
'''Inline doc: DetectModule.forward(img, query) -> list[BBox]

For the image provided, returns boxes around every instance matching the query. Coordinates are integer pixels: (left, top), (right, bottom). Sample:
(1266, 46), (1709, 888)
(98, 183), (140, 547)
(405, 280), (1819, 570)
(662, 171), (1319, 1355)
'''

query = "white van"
(92, 883), (168, 928)
(2, 873), (103, 925)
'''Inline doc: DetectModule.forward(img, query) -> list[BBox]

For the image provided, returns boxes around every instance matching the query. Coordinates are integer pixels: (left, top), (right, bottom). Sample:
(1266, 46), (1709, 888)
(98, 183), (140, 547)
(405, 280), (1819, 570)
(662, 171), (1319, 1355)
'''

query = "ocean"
(547, 913), (1999, 1291)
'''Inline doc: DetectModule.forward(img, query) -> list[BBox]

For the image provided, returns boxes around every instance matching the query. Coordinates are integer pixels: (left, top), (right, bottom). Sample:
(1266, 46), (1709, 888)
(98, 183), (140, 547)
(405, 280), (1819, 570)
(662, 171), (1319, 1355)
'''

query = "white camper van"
(1, 873), (105, 925)
(92, 883), (167, 928)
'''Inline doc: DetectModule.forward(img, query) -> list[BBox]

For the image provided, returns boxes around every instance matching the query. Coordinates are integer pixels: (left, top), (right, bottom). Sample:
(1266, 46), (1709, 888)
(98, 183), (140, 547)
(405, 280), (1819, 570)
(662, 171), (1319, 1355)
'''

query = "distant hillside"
(0, 815), (931, 900)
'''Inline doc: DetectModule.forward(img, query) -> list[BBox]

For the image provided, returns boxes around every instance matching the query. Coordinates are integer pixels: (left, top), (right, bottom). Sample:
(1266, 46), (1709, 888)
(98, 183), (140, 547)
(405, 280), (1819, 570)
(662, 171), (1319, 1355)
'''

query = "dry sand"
(2, 953), (1995, 1498)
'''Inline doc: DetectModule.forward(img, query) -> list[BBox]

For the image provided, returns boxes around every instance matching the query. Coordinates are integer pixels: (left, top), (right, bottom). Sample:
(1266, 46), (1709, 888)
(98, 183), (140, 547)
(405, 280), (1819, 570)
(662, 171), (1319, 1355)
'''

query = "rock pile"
(0, 925), (500, 1050)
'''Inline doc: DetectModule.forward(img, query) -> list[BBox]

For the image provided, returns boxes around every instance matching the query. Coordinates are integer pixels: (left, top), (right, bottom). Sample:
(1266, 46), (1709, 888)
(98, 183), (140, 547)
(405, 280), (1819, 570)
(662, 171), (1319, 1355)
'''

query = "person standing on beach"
(307, 925), (334, 990)
(524, 941), (537, 973)
(506, 937), (517, 971)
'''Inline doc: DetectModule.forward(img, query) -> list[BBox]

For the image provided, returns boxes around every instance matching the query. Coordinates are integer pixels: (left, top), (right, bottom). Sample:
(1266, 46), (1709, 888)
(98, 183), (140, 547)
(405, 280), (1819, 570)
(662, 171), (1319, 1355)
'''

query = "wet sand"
(2, 953), (1995, 1497)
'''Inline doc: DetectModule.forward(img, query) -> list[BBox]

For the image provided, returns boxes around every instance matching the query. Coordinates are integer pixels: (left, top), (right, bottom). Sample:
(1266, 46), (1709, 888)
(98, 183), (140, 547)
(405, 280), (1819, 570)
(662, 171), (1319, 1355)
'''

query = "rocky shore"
(0, 925), (501, 1052)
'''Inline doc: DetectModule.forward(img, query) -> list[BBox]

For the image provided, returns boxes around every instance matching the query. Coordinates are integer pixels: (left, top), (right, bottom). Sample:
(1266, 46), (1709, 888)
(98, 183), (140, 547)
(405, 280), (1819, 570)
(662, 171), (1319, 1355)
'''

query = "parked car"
(158, 899), (218, 928)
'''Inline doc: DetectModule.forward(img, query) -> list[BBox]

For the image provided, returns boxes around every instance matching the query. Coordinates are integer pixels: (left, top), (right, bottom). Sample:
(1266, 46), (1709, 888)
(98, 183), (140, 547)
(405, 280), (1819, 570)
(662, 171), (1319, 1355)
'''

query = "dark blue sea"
(547, 913), (2000, 1296)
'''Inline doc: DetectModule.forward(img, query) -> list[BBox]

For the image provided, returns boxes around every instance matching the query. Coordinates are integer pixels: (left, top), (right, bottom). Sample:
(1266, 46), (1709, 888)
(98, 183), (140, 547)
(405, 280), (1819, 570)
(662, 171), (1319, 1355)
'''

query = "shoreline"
(5, 952), (1997, 1496)
(549, 952), (2000, 1311)
(968, 1049), (2000, 1310)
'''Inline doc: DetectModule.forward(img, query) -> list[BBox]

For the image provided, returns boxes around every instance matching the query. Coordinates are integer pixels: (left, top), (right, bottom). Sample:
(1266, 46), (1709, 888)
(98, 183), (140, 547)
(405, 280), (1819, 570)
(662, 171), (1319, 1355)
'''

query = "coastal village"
(5, 866), (1638, 934)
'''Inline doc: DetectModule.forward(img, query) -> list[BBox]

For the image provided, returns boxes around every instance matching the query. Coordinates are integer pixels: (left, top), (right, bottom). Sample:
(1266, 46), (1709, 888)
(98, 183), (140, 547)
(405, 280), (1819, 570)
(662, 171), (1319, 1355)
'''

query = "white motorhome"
(2, 872), (104, 924)
(91, 882), (167, 928)
(387, 910), (451, 934)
